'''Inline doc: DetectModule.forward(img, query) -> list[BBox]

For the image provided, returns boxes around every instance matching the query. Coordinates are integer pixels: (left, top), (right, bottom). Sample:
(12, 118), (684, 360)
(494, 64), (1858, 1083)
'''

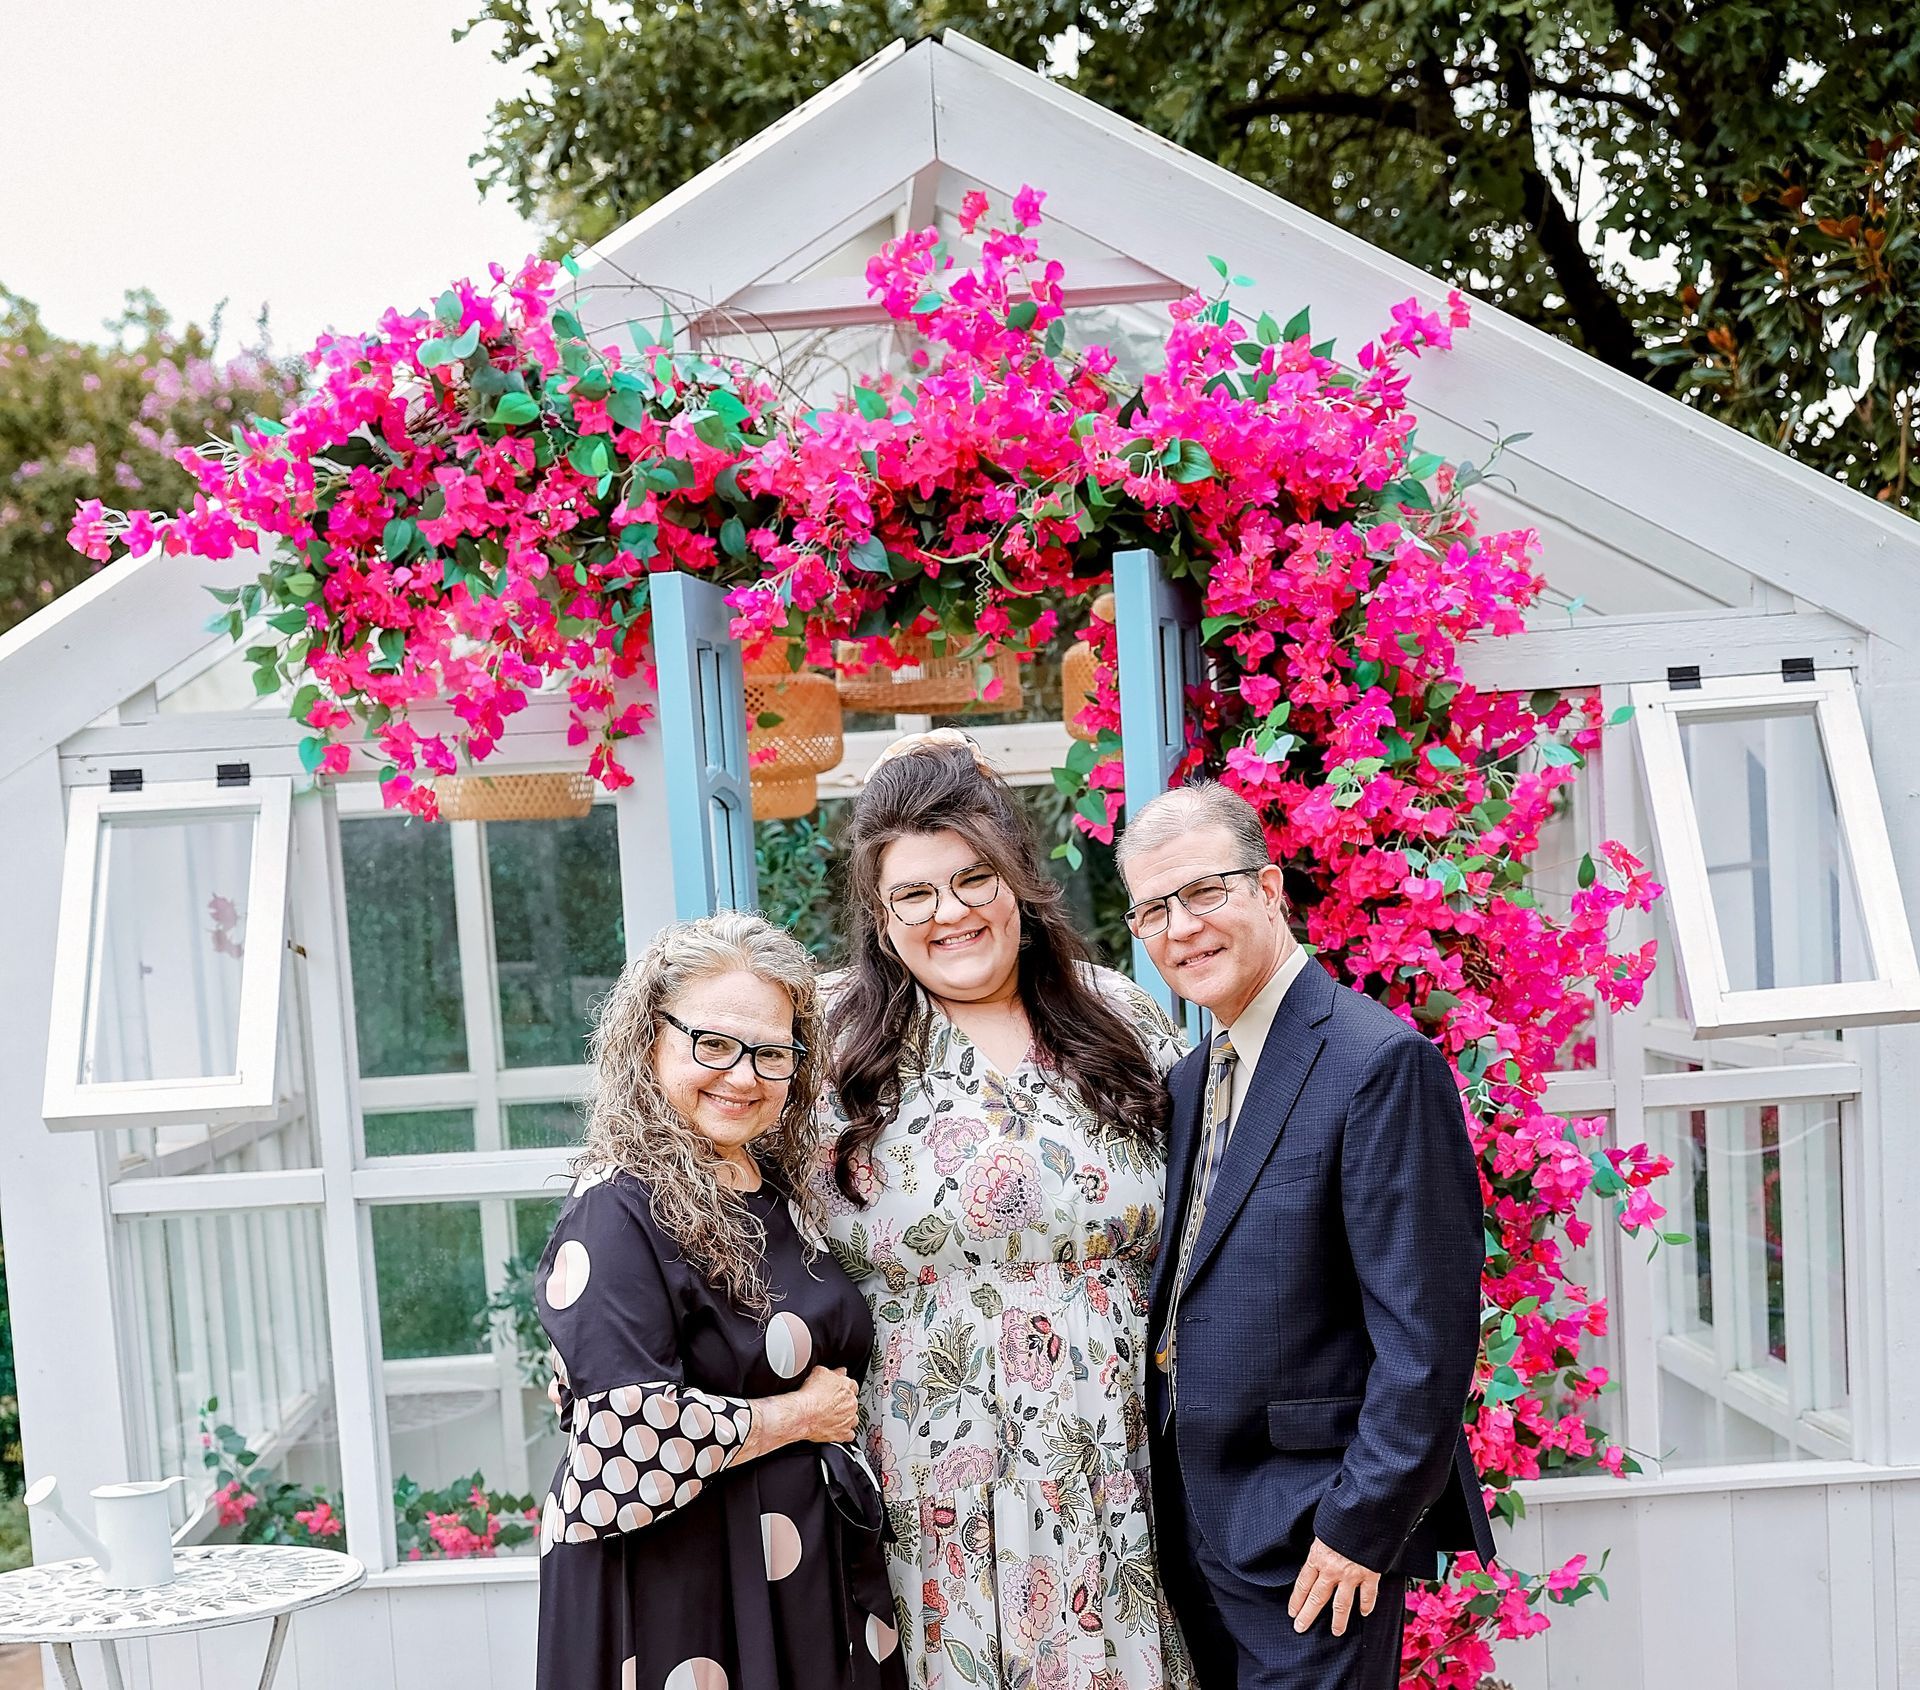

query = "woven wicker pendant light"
(434, 771), (597, 821)
(834, 632), (979, 712)
(1062, 592), (1116, 742)
(746, 642), (845, 819)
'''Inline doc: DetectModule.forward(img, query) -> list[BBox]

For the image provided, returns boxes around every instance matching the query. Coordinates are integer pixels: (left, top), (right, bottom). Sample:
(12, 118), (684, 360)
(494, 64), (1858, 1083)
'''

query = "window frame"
(1631, 670), (1920, 1037)
(44, 777), (292, 1129)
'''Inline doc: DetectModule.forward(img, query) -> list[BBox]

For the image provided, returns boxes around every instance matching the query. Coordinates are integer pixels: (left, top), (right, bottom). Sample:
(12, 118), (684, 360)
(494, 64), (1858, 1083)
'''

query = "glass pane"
(505, 1101), (584, 1150)
(120, 1208), (341, 1540)
(371, 1197), (564, 1559)
(1679, 710), (1870, 991)
(487, 810), (624, 1068)
(364, 1109), (476, 1157)
(82, 811), (256, 1085)
(114, 951), (316, 1178)
(1649, 1099), (1847, 1466)
(340, 818), (467, 1077)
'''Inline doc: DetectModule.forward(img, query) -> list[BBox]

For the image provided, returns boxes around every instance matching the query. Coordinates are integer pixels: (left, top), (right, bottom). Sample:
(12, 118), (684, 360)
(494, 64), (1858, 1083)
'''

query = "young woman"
(818, 734), (1196, 1690)
(535, 911), (905, 1690)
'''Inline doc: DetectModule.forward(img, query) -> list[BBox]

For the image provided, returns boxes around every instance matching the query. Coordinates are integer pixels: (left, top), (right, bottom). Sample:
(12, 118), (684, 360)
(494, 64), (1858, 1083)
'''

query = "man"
(1117, 782), (1495, 1689)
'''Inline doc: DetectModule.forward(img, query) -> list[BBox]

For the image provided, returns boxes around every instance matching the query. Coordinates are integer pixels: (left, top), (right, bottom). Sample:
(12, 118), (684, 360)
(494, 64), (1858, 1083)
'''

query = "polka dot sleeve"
(535, 1170), (755, 1546)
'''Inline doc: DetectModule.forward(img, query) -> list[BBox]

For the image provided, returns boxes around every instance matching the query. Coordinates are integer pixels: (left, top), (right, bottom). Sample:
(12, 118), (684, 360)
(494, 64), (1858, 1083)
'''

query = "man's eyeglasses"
(1123, 867), (1265, 938)
(661, 1011), (805, 1082)
(885, 862), (1002, 926)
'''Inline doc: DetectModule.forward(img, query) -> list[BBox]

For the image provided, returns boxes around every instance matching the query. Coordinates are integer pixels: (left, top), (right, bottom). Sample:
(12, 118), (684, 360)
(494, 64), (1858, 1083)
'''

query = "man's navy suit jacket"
(1148, 957), (1497, 1587)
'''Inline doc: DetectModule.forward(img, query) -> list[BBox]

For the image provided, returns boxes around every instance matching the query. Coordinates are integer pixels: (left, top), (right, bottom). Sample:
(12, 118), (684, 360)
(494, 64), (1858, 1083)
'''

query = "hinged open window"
(43, 778), (292, 1127)
(1632, 670), (1920, 1038)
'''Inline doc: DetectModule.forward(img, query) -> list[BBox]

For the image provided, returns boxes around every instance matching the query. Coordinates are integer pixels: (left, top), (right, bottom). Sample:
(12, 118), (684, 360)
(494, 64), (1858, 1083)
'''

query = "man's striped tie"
(1154, 1029), (1237, 1396)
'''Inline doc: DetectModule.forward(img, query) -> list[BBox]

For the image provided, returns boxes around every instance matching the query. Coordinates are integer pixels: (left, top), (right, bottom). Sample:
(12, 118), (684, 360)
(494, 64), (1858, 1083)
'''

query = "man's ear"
(1259, 863), (1287, 908)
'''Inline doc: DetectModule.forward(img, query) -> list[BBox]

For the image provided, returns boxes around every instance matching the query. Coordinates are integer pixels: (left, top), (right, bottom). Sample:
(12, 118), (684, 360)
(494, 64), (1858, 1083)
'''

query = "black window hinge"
(1782, 657), (1816, 683)
(216, 762), (252, 788)
(108, 768), (143, 792)
(1667, 666), (1702, 690)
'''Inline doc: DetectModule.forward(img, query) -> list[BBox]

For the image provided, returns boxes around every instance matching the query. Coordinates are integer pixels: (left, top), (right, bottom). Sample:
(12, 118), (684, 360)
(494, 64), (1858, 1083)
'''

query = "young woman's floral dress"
(814, 966), (1195, 1690)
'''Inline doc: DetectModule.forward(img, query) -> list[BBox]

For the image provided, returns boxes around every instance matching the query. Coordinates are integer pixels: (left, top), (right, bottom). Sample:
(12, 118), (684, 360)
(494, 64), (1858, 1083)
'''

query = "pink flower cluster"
(75, 188), (1674, 1683)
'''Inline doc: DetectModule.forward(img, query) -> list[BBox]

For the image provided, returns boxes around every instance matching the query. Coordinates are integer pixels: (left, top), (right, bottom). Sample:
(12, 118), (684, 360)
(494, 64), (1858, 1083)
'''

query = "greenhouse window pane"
(84, 812), (254, 1085)
(120, 1207), (339, 1539)
(369, 1196), (565, 1559)
(1679, 712), (1867, 993)
(1633, 671), (1920, 1036)
(487, 809), (623, 1068)
(504, 1101), (584, 1150)
(364, 1109), (477, 1157)
(340, 817), (467, 1078)
(46, 781), (290, 1128)
(1648, 1098), (1848, 1468)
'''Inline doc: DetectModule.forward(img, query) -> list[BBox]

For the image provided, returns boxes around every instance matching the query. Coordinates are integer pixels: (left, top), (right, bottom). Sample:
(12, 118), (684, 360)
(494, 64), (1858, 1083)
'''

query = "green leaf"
(434, 290), (462, 327)
(1257, 311), (1280, 345)
(283, 572), (319, 600)
(1538, 741), (1582, 767)
(1006, 300), (1039, 332)
(909, 292), (945, 315)
(1207, 254), (1229, 278)
(1427, 744), (1464, 771)
(448, 322), (481, 358)
(382, 518), (418, 561)
(1051, 839), (1084, 871)
(1200, 614), (1242, 642)
(719, 516), (748, 559)
(848, 536), (888, 575)
(297, 735), (326, 774)
(1075, 792), (1110, 828)
(1283, 306), (1312, 341)
(1168, 441), (1216, 484)
(491, 392), (541, 427)
(1609, 703), (1636, 726)
(1063, 739), (1098, 777)
(417, 338), (456, 369)
(1577, 852), (1597, 888)
(853, 387), (888, 422)
(567, 436), (613, 478)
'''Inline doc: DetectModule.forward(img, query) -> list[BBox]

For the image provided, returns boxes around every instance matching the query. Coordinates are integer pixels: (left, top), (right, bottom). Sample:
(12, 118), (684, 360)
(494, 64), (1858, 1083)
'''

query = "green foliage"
(463, 0), (1920, 517)
(0, 288), (297, 632)
(754, 811), (846, 963)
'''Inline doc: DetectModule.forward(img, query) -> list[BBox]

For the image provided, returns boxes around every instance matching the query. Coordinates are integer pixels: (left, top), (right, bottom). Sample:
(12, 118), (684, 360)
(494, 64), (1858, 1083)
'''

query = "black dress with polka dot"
(535, 1166), (905, 1690)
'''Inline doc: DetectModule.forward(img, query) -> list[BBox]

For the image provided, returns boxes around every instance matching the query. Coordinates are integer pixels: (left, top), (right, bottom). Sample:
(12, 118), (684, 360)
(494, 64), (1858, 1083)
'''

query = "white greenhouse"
(4, 31), (1920, 1690)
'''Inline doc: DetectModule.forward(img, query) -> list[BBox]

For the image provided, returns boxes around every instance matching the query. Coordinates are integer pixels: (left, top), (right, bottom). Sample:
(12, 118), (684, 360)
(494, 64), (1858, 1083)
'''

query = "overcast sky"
(0, 1), (547, 356)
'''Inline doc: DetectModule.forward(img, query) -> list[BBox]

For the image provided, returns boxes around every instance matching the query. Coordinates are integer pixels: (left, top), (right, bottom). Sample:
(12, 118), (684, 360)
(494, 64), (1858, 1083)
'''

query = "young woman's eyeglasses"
(885, 862), (1002, 926)
(660, 1012), (805, 1082)
(1123, 867), (1264, 938)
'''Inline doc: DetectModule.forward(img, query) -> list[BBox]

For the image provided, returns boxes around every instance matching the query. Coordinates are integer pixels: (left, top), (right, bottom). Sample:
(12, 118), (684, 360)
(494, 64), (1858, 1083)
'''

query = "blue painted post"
(652, 572), (757, 919)
(1112, 547), (1206, 1039)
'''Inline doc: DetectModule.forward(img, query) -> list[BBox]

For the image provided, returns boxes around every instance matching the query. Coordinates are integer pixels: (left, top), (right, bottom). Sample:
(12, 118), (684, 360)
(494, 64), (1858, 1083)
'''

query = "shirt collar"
(1222, 940), (1309, 1076)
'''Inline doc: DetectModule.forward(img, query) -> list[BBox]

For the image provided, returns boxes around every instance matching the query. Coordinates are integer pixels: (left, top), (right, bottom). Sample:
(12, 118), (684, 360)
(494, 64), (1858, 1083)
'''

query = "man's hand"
(1288, 1537), (1381, 1637)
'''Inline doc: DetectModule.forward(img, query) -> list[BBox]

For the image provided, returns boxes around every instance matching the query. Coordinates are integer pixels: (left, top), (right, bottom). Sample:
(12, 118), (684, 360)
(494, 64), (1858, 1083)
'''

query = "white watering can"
(24, 1474), (185, 1589)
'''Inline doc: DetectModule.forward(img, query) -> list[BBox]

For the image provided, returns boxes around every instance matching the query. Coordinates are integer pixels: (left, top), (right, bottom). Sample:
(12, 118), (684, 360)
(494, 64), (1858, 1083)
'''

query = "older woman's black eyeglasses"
(1123, 867), (1264, 938)
(661, 1012), (805, 1082)
(885, 862), (1002, 926)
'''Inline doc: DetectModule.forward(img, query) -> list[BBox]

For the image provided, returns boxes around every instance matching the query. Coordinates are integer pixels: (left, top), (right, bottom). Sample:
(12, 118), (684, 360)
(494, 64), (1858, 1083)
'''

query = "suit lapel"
(1182, 961), (1335, 1291)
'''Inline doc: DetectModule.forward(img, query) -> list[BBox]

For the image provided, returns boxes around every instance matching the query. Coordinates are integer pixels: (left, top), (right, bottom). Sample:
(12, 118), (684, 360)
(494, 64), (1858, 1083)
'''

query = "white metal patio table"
(0, 1545), (364, 1689)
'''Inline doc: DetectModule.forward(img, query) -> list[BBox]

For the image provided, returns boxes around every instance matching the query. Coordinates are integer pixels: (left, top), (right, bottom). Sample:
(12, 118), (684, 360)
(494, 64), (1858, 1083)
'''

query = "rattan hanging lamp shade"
(746, 642), (844, 819)
(1062, 592), (1117, 742)
(835, 632), (1025, 713)
(434, 771), (597, 821)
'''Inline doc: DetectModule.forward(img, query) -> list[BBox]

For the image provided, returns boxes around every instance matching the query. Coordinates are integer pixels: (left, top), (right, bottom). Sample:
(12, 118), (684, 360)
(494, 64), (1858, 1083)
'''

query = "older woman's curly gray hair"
(579, 910), (828, 1316)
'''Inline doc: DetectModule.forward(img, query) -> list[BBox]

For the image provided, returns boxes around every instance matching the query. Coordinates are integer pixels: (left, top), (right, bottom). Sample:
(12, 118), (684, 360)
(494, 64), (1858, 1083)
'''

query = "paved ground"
(0, 1645), (39, 1689)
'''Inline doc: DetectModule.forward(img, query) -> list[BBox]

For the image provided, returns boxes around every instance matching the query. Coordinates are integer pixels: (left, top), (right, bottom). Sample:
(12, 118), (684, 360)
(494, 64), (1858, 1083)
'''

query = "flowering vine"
(81, 189), (1672, 1684)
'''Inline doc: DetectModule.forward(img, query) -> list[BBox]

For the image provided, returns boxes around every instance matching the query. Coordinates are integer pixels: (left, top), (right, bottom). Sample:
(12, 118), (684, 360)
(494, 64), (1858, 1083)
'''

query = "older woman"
(535, 911), (906, 1690)
(818, 736), (1196, 1690)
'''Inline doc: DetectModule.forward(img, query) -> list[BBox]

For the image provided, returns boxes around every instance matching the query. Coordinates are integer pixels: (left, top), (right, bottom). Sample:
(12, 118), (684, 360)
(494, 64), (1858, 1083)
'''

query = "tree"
(0, 290), (297, 632)
(463, 0), (1920, 514)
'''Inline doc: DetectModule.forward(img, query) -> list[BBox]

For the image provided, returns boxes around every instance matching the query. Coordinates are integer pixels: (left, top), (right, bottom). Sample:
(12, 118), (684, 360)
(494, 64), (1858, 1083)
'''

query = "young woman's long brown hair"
(828, 742), (1168, 1200)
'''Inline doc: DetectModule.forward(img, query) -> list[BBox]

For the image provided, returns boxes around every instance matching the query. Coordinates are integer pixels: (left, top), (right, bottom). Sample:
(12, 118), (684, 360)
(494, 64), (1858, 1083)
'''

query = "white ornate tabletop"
(0, 1545), (364, 1644)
